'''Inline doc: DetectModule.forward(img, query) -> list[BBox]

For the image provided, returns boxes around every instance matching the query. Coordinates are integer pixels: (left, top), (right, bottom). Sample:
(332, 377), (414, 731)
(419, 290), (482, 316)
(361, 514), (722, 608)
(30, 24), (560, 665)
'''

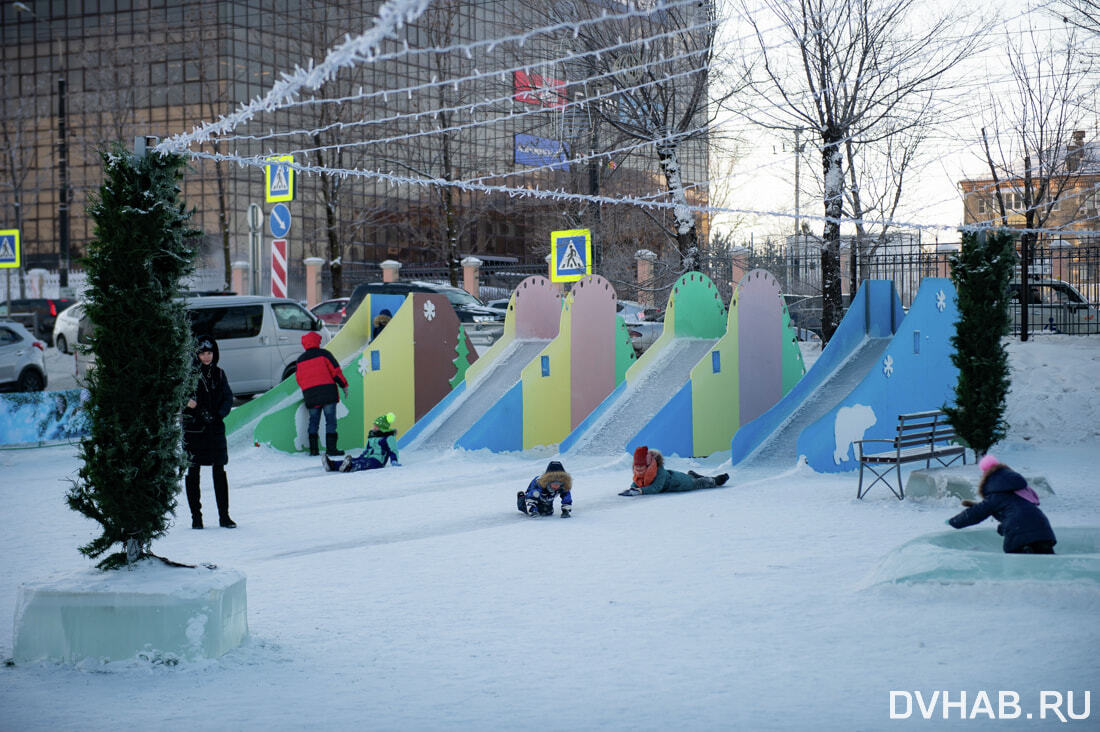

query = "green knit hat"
(374, 412), (395, 430)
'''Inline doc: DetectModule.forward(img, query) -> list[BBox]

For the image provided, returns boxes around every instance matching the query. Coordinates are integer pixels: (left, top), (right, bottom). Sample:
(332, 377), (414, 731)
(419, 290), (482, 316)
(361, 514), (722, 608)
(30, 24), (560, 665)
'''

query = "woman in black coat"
(182, 336), (236, 529)
(947, 455), (1055, 554)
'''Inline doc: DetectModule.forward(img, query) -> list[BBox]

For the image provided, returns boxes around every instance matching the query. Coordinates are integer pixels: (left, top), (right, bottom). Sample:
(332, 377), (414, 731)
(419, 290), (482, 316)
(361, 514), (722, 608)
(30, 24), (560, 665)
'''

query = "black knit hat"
(197, 337), (215, 353)
(545, 460), (565, 473)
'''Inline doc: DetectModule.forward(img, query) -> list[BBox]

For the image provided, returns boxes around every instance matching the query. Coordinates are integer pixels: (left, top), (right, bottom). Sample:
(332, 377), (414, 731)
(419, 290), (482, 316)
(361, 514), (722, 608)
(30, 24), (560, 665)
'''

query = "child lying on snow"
(946, 454), (1056, 554)
(323, 412), (400, 473)
(619, 446), (728, 496)
(517, 460), (573, 518)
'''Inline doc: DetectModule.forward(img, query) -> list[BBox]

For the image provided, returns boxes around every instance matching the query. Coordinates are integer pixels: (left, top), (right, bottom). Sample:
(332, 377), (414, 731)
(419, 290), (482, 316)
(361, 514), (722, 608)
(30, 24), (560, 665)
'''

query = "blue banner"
(0, 389), (89, 446)
(514, 134), (570, 171)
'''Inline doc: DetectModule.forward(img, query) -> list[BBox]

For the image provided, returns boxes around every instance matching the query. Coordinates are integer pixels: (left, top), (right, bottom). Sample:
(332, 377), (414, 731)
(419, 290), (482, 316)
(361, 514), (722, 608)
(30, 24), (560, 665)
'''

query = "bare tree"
(977, 25), (1092, 340)
(511, 0), (737, 273)
(738, 0), (983, 342)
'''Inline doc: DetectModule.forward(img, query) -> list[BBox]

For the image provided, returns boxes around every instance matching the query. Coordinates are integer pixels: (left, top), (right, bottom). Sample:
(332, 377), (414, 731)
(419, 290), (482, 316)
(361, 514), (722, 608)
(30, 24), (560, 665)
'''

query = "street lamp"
(14, 1), (71, 291)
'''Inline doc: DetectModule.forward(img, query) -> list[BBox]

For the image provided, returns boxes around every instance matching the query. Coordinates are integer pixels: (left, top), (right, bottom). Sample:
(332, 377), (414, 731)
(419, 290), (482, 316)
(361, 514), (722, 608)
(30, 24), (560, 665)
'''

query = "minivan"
(1009, 279), (1098, 335)
(77, 296), (331, 396)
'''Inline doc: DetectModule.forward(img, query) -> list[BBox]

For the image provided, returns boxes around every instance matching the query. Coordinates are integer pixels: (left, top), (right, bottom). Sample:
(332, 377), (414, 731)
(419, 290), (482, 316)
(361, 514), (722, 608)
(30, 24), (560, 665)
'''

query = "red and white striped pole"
(271, 239), (287, 298)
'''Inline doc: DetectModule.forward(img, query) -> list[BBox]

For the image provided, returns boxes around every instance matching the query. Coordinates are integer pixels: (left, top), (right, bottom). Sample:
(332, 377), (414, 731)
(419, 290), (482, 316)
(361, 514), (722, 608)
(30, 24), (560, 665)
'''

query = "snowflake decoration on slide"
(936, 289), (946, 312)
(883, 354), (894, 378)
(423, 300), (436, 321)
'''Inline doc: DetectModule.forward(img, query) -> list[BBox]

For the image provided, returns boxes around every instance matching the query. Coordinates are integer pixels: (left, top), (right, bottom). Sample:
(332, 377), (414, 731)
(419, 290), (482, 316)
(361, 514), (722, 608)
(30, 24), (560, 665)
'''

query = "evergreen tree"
(943, 229), (1017, 457)
(66, 148), (201, 569)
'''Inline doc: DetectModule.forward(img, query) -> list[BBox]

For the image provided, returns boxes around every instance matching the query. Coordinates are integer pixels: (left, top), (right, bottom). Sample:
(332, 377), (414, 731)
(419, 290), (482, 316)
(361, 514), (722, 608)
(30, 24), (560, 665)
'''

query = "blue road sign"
(265, 155), (294, 202)
(269, 203), (291, 238)
(0, 229), (19, 268)
(550, 229), (591, 282)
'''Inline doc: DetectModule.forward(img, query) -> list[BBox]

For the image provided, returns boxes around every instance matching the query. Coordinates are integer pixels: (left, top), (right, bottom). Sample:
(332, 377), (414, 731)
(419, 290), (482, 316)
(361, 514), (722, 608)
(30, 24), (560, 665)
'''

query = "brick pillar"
(231, 261), (250, 296)
(461, 256), (482, 299)
(635, 249), (657, 306)
(303, 257), (325, 307)
(730, 246), (750, 289)
(381, 259), (401, 283)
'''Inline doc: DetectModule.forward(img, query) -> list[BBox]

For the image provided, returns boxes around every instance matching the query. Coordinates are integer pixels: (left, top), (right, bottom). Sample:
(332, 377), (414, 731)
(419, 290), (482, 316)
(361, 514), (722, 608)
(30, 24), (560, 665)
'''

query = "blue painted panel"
(625, 381), (694, 458)
(731, 280), (903, 465)
(455, 382), (524, 452)
(797, 278), (959, 473)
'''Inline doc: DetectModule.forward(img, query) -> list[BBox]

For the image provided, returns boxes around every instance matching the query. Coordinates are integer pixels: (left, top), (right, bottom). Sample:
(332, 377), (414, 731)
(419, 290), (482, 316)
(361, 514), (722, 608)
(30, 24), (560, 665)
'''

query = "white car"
(52, 302), (84, 354)
(0, 320), (48, 392)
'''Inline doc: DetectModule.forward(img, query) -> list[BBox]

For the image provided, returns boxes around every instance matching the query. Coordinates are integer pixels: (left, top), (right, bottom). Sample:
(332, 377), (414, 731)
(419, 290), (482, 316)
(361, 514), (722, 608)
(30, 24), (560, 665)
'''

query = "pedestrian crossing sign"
(265, 155), (295, 202)
(0, 229), (19, 269)
(550, 229), (591, 282)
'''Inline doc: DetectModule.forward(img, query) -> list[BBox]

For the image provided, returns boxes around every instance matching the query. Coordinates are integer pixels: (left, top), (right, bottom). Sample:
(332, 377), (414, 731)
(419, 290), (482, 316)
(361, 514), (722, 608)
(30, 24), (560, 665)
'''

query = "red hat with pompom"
(633, 446), (649, 467)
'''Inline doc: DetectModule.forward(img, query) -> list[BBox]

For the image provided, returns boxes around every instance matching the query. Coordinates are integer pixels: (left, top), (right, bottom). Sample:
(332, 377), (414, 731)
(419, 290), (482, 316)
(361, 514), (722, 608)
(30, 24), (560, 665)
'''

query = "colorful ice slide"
(238, 292), (477, 453)
(559, 271), (727, 455)
(400, 276), (562, 450)
(454, 274), (636, 452)
(224, 292), (403, 450)
(730, 279), (904, 468)
(795, 277), (960, 473)
(622, 269), (807, 458)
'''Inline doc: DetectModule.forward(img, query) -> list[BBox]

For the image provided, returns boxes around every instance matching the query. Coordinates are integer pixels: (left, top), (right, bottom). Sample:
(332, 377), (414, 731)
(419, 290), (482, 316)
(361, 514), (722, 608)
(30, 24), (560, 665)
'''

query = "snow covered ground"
(1, 335), (1098, 731)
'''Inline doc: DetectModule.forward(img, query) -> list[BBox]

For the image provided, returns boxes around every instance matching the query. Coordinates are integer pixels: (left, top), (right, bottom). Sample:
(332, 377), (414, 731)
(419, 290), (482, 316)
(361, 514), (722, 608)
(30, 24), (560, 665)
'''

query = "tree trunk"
(655, 141), (698, 271)
(820, 133), (845, 344)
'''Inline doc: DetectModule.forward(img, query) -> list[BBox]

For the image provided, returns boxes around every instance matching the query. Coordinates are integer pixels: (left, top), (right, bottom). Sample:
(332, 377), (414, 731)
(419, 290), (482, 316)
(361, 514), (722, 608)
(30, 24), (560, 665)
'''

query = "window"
(271, 302), (315, 331)
(188, 305), (264, 340)
(0, 327), (21, 346)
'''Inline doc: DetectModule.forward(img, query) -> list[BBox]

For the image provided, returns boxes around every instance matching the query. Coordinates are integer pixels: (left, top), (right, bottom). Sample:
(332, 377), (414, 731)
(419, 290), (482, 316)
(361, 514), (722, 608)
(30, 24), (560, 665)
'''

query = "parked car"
(343, 281), (505, 345)
(52, 302), (85, 354)
(626, 311), (664, 355)
(77, 296), (331, 396)
(0, 320), (48, 392)
(484, 298), (511, 317)
(1009, 279), (1098, 335)
(0, 297), (75, 345)
(782, 293), (852, 339)
(310, 297), (350, 326)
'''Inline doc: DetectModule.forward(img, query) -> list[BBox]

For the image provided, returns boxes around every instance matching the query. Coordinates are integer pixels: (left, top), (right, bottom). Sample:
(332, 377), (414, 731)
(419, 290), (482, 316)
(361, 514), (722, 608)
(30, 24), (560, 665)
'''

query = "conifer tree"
(66, 147), (201, 569)
(943, 229), (1017, 457)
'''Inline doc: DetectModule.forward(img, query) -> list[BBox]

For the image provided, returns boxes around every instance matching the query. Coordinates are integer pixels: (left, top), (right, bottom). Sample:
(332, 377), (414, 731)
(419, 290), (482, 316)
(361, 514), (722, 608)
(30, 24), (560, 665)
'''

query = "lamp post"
(14, 1), (70, 291)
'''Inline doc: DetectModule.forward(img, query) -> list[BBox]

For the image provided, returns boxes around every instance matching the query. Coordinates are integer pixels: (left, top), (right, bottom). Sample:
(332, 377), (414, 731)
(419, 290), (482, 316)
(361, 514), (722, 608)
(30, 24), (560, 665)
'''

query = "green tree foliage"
(943, 229), (1017, 457)
(66, 148), (201, 569)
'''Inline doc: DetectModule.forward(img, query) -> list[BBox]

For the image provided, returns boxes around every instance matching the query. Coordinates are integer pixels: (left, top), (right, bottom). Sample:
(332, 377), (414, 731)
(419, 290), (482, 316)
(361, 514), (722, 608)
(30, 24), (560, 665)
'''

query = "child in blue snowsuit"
(324, 412), (400, 472)
(517, 460), (573, 518)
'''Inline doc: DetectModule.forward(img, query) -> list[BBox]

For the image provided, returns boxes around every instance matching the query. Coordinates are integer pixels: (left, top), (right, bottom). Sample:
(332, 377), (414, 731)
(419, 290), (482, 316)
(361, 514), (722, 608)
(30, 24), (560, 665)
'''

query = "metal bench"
(853, 410), (967, 500)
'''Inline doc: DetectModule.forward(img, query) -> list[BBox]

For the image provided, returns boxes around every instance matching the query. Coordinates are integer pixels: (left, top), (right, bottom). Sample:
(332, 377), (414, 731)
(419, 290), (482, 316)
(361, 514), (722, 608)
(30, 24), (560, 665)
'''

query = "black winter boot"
(713, 473), (729, 487)
(185, 466), (203, 529)
(213, 466), (236, 528)
(308, 434), (320, 457)
(325, 433), (344, 457)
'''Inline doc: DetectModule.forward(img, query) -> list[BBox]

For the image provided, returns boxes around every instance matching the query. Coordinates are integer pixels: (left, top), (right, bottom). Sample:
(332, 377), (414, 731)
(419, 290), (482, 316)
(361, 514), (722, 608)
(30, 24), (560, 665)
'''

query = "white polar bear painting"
(833, 404), (876, 464)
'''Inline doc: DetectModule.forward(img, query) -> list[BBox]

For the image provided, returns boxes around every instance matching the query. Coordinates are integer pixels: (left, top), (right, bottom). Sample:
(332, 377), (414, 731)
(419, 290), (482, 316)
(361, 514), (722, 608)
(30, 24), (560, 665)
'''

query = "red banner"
(513, 70), (566, 108)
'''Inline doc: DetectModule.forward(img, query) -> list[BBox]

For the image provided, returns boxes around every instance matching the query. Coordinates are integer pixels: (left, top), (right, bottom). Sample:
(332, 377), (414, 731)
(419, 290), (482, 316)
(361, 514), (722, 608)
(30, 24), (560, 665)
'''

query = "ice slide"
(230, 291), (478, 453)
(559, 272), (728, 456)
(401, 276), (561, 451)
(453, 274), (637, 452)
(731, 278), (962, 474)
(599, 269), (808, 458)
(730, 279), (904, 469)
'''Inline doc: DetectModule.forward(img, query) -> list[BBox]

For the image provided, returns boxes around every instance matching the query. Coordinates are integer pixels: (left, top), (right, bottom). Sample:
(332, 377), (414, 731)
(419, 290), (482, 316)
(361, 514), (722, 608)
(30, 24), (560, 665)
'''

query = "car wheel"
(55, 334), (68, 354)
(18, 368), (46, 392)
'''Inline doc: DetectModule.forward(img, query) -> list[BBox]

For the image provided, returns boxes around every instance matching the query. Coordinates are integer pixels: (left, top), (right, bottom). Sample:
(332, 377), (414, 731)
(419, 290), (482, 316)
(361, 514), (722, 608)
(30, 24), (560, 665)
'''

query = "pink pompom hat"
(978, 454), (1001, 472)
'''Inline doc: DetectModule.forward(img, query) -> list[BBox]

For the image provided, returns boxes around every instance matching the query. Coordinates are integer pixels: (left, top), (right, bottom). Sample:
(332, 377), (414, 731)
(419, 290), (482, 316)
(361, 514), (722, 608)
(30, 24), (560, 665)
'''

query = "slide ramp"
(730, 279), (906, 468)
(404, 338), (550, 450)
(735, 336), (890, 467)
(563, 338), (719, 456)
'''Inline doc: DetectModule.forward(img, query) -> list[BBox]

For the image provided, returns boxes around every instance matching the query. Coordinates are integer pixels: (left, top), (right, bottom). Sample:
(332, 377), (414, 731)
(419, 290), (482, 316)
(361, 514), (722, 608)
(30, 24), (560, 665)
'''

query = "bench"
(853, 410), (967, 500)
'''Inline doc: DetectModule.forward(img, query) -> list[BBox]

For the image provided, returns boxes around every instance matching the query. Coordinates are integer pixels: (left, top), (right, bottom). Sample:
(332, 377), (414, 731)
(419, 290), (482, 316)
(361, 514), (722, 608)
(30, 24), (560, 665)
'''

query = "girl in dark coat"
(183, 336), (236, 529)
(619, 446), (728, 496)
(947, 455), (1056, 553)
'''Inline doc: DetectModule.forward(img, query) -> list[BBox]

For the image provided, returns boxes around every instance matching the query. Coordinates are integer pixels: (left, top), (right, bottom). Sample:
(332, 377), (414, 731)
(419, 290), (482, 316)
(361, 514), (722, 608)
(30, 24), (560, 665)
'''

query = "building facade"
(0, 0), (710, 300)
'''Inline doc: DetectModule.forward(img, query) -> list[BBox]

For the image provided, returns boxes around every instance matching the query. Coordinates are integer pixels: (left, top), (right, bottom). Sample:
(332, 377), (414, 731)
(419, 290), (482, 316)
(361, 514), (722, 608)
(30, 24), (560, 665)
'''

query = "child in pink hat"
(947, 455), (1056, 554)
